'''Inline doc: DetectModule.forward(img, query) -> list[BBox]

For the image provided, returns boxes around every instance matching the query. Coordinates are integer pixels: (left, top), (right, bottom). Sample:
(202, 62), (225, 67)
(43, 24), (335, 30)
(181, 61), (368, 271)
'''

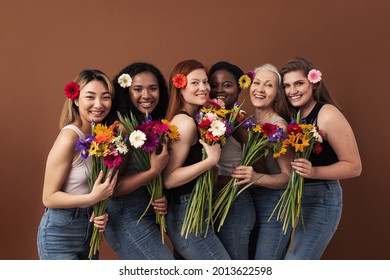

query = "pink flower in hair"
(307, 69), (322, 84)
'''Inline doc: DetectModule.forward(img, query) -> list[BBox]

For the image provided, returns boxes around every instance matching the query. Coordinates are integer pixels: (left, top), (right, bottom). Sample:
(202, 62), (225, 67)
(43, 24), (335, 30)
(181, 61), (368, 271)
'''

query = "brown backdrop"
(1, 0), (389, 260)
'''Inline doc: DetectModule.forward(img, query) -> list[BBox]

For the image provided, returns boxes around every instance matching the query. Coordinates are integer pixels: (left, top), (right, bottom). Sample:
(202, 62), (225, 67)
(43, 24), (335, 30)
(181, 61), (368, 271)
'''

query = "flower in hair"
(246, 70), (255, 81)
(172, 74), (187, 89)
(238, 74), (251, 89)
(307, 69), (322, 84)
(64, 81), (80, 100)
(118, 73), (132, 88)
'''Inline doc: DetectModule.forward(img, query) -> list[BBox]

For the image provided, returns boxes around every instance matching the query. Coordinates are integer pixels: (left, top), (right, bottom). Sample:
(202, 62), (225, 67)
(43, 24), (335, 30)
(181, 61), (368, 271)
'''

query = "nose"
(255, 84), (265, 92)
(141, 88), (151, 98)
(216, 84), (224, 93)
(94, 97), (103, 108)
(289, 85), (298, 95)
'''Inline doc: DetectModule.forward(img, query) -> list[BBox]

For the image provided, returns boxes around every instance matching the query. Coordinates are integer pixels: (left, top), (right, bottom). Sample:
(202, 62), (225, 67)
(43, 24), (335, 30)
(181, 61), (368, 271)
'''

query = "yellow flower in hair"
(238, 74), (251, 89)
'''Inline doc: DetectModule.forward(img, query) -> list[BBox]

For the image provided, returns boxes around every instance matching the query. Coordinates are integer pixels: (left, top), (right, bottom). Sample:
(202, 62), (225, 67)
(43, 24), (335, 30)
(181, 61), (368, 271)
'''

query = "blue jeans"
(285, 180), (343, 259)
(37, 207), (95, 260)
(252, 181), (343, 260)
(104, 187), (174, 260)
(215, 190), (256, 259)
(167, 193), (231, 260)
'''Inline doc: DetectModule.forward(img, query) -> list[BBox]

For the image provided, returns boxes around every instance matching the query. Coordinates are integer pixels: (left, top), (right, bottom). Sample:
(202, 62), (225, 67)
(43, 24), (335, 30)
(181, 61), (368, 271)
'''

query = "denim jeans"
(215, 190), (256, 259)
(167, 193), (231, 260)
(104, 187), (174, 260)
(37, 207), (94, 260)
(252, 181), (343, 260)
(285, 180), (343, 259)
(251, 187), (291, 259)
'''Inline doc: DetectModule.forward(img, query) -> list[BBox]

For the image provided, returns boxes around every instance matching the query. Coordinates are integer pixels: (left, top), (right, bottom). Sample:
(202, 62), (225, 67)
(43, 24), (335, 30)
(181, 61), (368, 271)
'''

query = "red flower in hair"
(64, 82), (80, 100)
(172, 74), (187, 89)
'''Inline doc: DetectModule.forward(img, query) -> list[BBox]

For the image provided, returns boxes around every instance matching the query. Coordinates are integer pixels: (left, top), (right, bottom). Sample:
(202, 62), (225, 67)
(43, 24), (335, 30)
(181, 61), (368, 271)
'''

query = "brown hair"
(279, 57), (340, 110)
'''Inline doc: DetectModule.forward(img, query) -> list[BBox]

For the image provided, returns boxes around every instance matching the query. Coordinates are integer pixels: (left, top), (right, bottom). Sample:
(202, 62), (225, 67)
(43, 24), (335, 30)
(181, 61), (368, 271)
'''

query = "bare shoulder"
(318, 104), (353, 140)
(171, 114), (196, 132)
(50, 128), (79, 158)
(318, 104), (348, 125)
(171, 114), (197, 144)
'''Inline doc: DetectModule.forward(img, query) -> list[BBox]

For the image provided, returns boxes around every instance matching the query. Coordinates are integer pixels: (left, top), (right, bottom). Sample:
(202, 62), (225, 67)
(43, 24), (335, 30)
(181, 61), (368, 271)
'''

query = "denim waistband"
(45, 207), (92, 217)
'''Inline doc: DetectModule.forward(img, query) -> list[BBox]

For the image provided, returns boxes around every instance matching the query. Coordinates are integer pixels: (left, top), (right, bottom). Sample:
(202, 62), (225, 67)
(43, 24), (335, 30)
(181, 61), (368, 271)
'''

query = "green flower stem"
(212, 132), (270, 231)
(181, 150), (213, 239)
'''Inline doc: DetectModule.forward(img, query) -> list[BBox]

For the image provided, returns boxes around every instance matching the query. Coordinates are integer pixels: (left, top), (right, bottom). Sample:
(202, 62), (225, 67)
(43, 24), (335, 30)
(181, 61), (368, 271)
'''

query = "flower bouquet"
(269, 111), (323, 251)
(118, 111), (179, 244)
(75, 121), (128, 260)
(212, 117), (286, 231)
(180, 100), (243, 239)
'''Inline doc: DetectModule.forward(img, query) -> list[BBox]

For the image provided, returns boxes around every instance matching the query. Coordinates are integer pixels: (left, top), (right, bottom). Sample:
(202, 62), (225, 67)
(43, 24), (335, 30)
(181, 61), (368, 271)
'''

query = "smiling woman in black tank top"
(163, 59), (231, 260)
(279, 57), (362, 259)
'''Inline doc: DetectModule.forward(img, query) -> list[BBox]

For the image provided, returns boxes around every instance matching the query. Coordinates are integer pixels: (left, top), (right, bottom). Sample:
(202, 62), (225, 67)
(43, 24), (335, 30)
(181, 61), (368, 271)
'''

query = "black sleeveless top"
(301, 103), (338, 183)
(167, 112), (203, 197)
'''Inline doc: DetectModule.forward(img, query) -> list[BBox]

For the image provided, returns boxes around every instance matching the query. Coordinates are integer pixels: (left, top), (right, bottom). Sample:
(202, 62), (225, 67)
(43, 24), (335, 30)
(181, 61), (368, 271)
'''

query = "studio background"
(1, 0), (389, 260)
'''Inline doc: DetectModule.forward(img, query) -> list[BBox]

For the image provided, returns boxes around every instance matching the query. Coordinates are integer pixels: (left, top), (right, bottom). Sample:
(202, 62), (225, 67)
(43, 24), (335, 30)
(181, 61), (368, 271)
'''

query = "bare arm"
(163, 114), (221, 189)
(291, 104), (362, 180)
(42, 129), (116, 208)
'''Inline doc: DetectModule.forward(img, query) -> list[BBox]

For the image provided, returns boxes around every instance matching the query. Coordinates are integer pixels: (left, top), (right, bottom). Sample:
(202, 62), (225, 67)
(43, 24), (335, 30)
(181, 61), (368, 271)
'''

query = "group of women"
(37, 57), (362, 260)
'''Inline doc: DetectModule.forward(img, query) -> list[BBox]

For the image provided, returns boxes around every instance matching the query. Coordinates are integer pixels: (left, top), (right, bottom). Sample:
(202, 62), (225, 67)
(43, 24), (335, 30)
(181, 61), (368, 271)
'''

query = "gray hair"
(253, 63), (282, 85)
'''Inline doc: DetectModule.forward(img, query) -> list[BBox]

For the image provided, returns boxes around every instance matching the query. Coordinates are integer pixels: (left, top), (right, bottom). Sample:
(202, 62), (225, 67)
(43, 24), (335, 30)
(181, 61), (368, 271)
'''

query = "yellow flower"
(162, 119), (180, 141)
(291, 133), (310, 153)
(253, 125), (262, 133)
(273, 143), (288, 158)
(238, 74), (251, 89)
(88, 142), (98, 156)
(89, 142), (109, 157)
(94, 123), (113, 138)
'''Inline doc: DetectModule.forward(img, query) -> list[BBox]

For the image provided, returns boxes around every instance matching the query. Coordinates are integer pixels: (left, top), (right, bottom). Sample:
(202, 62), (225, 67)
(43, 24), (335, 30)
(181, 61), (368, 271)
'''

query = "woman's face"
(209, 69), (239, 109)
(282, 70), (314, 108)
(249, 69), (278, 109)
(181, 68), (210, 107)
(129, 71), (160, 114)
(75, 80), (112, 125)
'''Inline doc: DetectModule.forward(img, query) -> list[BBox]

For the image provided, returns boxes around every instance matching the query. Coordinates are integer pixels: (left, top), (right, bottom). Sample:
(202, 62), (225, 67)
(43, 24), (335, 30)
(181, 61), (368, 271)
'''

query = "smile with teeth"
(90, 111), (104, 116)
(139, 102), (152, 108)
(253, 94), (266, 99)
(290, 95), (302, 100)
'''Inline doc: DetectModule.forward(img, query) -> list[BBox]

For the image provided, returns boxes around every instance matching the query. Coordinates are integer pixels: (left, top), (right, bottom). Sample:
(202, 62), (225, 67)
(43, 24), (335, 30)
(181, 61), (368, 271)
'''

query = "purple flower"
(243, 117), (255, 129)
(142, 131), (160, 152)
(269, 127), (286, 142)
(75, 135), (94, 159)
(246, 70), (255, 80)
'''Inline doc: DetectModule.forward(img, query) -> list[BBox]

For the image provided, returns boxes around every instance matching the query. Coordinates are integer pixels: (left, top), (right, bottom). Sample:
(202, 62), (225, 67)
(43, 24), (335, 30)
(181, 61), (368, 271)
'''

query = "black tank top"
(167, 112), (203, 197)
(302, 103), (338, 183)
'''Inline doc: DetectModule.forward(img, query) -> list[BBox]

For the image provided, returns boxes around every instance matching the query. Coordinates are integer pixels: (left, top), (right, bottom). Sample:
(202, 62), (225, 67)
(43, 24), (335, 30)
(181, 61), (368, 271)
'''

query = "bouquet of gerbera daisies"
(269, 111), (323, 251)
(75, 120), (128, 260)
(212, 117), (286, 231)
(118, 111), (179, 243)
(181, 99), (244, 239)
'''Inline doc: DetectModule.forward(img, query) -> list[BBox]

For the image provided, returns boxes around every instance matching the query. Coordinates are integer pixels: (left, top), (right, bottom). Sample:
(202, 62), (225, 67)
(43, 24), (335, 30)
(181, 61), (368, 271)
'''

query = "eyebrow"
(84, 91), (110, 95)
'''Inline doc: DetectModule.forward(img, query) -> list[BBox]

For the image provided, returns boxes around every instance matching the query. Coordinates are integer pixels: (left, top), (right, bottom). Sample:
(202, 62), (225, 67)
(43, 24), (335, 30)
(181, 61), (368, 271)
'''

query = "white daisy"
(129, 130), (146, 148)
(209, 120), (226, 137)
(118, 73), (132, 88)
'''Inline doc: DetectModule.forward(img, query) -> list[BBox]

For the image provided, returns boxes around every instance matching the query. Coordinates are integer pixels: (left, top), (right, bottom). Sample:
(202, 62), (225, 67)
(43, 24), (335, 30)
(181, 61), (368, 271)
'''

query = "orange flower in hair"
(172, 74), (187, 89)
